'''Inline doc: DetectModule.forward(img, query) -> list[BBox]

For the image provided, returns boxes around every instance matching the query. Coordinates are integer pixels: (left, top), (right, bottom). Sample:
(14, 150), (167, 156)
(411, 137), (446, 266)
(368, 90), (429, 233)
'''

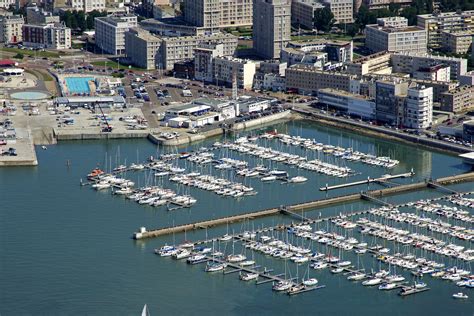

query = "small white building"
(236, 96), (271, 114)
(263, 73), (286, 92)
(2, 68), (24, 76)
(318, 88), (376, 119)
(403, 84), (433, 130)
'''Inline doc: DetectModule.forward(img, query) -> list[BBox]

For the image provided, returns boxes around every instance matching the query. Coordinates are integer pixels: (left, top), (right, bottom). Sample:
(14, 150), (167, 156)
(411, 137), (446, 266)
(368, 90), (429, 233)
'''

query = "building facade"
(375, 79), (408, 125)
(441, 31), (473, 55)
(253, 0), (291, 59)
(346, 51), (392, 76)
(124, 28), (161, 70)
(68, 0), (106, 12)
(440, 85), (474, 113)
(412, 65), (450, 82)
(391, 52), (468, 80)
(22, 23), (71, 49)
(183, 0), (253, 30)
(403, 84), (433, 129)
(194, 43), (224, 82)
(0, 15), (24, 44)
(26, 6), (60, 24)
(318, 88), (376, 119)
(291, 0), (323, 29)
(321, 0), (353, 24)
(417, 11), (474, 49)
(213, 56), (256, 89)
(95, 14), (137, 55)
(286, 64), (354, 94)
(365, 17), (427, 54)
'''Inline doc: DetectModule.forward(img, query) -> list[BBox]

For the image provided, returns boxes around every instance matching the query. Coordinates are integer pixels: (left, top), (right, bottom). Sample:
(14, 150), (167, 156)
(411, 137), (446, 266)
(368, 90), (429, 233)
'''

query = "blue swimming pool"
(65, 77), (94, 94)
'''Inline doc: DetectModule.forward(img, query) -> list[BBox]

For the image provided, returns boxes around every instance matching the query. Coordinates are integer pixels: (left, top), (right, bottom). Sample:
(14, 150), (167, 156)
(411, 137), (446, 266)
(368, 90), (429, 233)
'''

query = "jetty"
(319, 172), (414, 191)
(133, 172), (474, 239)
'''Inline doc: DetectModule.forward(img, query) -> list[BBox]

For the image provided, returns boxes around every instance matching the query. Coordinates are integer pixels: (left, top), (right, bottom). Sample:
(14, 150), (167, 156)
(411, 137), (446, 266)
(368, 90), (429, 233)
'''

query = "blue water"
(65, 77), (94, 94)
(10, 91), (49, 100)
(0, 120), (473, 315)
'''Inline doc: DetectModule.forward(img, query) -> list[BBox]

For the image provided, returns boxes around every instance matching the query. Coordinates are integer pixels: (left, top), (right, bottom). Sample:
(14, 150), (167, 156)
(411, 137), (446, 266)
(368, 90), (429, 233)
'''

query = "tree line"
(60, 10), (107, 32)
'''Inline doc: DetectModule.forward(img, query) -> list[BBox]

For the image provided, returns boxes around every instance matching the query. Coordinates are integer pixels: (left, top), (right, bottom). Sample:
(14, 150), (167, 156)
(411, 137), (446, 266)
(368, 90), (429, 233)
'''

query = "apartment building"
(95, 14), (137, 55)
(365, 17), (427, 54)
(253, 0), (291, 59)
(440, 85), (474, 113)
(403, 84), (433, 129)
(281, 47), (328, 67)
(26, 6), (60, 24)
(0, 15), (24, 44)
(417, 11), (474, 49)
(412, 65), (450, 82)
(213, 56), (257, 89)
(183, 0), (253, 30)
(346, 51), (392, 76)
(194, 43), (224, 82)
(321, 0), (353, 24)
(291, 0), (323, 29)
(124, 28), (162, 70)
(391, 52), (468, 80)
(68, 0), (106, 12)
(22, 23), (71, 49)
(375, 79), (408, 125)
(286, 39), (353, 63)
(158, 33), (238, 70)
(286, 64), (355, 94)
(318, 88), (376, 119)
(441, 31), (473, 55)
(0, 0), (15, 8)
(362, 0), (412, 10)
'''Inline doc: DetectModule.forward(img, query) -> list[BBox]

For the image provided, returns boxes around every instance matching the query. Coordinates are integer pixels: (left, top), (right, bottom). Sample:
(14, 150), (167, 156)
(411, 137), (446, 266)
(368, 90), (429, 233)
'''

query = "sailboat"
(141, 304), (150, 316)
(302, 263), (318, 286)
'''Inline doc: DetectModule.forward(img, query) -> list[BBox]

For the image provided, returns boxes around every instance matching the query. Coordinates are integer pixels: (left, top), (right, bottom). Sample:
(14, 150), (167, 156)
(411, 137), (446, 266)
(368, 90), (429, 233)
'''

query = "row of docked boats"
(126, 186), (197, 207)
(215, 140), (353, 178)
(169, 173), (256, 198)
(268, 133), (399, 168)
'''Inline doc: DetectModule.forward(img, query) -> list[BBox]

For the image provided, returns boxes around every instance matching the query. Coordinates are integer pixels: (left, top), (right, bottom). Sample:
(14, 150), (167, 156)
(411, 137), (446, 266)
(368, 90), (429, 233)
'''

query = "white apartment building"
(124, 28), (162, 70)
(365, 17), (427, 54)
(391, 52), (468, 80)
(0, 15), (24, 44)
(253, 0), (291, 59)
(183, 0), (253, 30)
(417, 11), (474, 49)
(95, 14), (137, 55)
(22, 23), (72, 49)
(441, 31), (473, 55)
(286, 64), (355, 94)
(68, 0), (106, 12)
(213, 56), (257, 89)
(403, 85), (433, 129)
(412, 65), (450, 82)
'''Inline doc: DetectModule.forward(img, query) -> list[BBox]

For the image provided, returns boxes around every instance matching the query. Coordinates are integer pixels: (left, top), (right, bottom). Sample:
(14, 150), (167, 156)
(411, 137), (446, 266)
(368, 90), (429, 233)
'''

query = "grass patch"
(0, 47), (60, 58)
(90, 60), (146, 71)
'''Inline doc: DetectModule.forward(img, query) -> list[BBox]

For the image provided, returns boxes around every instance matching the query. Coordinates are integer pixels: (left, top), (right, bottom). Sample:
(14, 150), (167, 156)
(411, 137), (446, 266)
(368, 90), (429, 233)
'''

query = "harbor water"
(1, 120), (473, 315)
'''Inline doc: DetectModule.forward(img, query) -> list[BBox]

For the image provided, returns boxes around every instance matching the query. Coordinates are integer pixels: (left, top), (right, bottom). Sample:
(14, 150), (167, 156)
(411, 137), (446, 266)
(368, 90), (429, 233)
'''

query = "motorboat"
(239, 260), (256, 267)
(261, 175), (277, 182)
(378, 283), (398, 290)
(218, 234), (233, 242)
(272, 280), (293, 291)
(452, 292), (468, 299)
(302, 278), (318, 286)
(347, 272), (366, 281)
(205, 262), (227, 272)
(331, 267), (344, 274)
(227, 254), (247, 263)
(288, 176), (308, 183)
(172, 248), (191, 260)
(240, 272), (259, 281)
(187, 254), (206, 264)
(362, 278), (383, 286)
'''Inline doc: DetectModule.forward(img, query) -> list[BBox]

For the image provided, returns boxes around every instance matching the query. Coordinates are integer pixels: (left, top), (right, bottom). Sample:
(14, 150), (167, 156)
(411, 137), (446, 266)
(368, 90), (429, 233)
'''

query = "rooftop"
(367, 24), (426, 33)
(319, 88), (374, 101)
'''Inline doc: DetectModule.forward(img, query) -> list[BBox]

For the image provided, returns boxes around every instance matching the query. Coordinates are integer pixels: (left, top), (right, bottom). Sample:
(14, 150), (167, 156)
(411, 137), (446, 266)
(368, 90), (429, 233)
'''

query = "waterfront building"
(0, 15), (24, 44)
(236, 95), (272, 113)
(391, 52), (468, 80)
(22, 23), (71, 49)
(183, 0), (253, 30)
(440, 31), (473, 55)
(365, 17), (427, 54)
(286, 64), (355, 94)
(318, 88), (376, 119)
(403, 84), (433, 130)
(375, 79), (408, 125)
(440, 85), (474, 113)
(253, 0), (291, 59)
(95, 14), (137, 55)
(54, 96), (126, 109)
(417, 11), (474, 49)
(346, 51), (392, 76)
(26, 6), (60, 24)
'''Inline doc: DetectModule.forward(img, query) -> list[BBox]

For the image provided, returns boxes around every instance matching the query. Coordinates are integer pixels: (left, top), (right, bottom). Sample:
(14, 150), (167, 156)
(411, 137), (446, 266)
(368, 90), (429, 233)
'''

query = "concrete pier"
(133, 172), (474, 239)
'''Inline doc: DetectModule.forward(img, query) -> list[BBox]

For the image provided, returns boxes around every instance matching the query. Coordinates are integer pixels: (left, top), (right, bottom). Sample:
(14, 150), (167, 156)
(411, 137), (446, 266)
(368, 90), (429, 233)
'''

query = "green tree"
(13, 53), (24, 59)
(313, 7), (335, 32)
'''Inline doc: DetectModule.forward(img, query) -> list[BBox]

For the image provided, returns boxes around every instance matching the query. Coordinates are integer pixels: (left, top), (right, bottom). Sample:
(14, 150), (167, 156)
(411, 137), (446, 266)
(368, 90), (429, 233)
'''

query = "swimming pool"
(65, 77), (94, 94)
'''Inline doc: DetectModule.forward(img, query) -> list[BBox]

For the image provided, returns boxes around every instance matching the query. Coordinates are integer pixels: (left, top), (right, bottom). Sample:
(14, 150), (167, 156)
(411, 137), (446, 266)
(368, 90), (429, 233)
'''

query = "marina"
(2, 119), (473, 315)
